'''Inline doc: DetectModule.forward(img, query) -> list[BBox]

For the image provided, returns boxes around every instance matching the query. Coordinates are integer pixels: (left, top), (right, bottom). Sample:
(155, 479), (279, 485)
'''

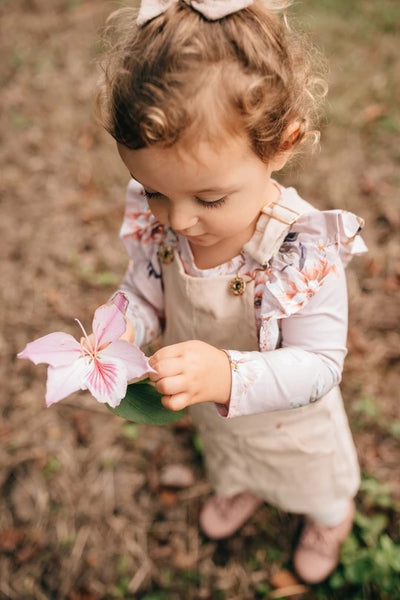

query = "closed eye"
(144, 190), (227, 208)
(196, 196), (226, 209)
(144, 190), (163, 200)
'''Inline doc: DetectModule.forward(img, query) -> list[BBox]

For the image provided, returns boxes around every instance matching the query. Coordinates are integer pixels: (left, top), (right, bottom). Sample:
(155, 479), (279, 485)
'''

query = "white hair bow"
(137, 0), (254, 25)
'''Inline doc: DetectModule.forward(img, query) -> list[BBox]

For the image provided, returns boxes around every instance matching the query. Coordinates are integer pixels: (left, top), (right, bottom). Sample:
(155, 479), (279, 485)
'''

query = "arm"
(223, 262), (348, 417)
(118, 258), (163, 348)
(149, 263), (348, 415)
(116, 178), (165, 349)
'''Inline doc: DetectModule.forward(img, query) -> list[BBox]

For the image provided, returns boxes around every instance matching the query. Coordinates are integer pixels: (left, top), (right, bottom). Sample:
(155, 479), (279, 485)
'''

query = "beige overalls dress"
(160, 198), (360, 515)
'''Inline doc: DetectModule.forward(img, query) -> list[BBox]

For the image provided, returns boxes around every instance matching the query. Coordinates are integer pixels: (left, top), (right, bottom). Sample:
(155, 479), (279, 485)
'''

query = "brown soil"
(1, 1), (399, 598)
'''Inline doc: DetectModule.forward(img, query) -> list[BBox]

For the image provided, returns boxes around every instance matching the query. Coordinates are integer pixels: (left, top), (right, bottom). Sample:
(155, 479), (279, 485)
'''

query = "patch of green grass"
(329, 529), (400, 599)
(360, 475), (400, 511)
(265, 547), (284, 562)
(112, 576), (130, 598)
(42, 456), (61, 479)
(8, 109), (33, 130)
(11, 50), (25, 69)
(117, 554), (130, 575)
(68, 251), (120, 288)
(7, 438), (21, 452)
(180, 569), (202, 585)
(191, 431), (204, 455)
(60, 534), (76, 549)
(351, 396), (400, 443)
(353, 396), (378, 418)
(308, 476), (400, 600)
(100, 455), (117, 469)
(159, 567), (173, 589)
(244, 538), (271, 570)
(122, 422), (141, 440)
(300, 0), (400, 35)
(376, 115), (400, 134)
(389, 421), (400, 440)
(255, 581), (272, 598)
(66, 0), (84, 9)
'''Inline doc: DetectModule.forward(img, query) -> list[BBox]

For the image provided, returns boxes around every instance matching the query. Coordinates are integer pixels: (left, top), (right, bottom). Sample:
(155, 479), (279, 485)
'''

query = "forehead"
(117, 136), (258, 193)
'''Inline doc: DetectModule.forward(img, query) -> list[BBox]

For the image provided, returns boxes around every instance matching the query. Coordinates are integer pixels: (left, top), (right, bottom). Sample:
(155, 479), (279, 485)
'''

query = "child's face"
(118, 135), (281, 256)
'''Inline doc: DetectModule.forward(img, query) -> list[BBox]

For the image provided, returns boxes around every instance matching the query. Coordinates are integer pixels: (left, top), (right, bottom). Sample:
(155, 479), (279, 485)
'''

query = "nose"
(167, 205), (198, 232)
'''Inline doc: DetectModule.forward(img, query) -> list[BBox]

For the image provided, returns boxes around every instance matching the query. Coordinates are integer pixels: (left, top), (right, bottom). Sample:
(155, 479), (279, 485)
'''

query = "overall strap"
(243, 190), (316, 266)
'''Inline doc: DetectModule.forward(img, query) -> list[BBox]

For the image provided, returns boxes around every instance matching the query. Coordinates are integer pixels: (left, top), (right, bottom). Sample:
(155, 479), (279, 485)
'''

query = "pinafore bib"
(161, 198), (360, 514)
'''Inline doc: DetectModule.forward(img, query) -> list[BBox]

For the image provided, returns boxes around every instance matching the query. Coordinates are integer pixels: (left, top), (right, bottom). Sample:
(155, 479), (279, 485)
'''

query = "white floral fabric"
(118, 179), (367, 417)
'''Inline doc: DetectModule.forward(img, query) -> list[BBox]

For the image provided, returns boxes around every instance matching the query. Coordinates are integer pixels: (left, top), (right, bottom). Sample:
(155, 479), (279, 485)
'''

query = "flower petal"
(111, 291), (129, 315)
(84, 356), (128, 408)
(17, 333), (81, 367)
(101, 340), (155, 381)
(92, 303), (127, 350)
(45, 358), (90, 406)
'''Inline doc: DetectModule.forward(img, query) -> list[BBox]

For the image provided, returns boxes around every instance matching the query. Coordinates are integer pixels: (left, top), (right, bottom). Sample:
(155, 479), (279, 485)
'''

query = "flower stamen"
(75, 318), (94, 356)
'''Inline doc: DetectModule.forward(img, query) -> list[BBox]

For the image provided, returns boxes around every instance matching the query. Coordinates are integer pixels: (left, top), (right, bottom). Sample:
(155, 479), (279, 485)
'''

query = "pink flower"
(17, 292), (153, 408)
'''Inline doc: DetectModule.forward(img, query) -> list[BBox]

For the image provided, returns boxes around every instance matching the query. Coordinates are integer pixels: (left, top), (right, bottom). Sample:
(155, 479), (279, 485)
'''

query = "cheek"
(217, 207), (259, 235)
(203, 212), (241, 233)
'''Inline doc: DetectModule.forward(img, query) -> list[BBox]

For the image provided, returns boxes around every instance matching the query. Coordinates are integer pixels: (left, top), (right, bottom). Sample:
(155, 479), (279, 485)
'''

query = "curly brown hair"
(96, 1), (326, 163)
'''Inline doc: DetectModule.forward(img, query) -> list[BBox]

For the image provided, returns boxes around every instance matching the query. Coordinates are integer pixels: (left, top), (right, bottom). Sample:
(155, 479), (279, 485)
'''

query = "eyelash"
(144, 191), (227, 209)
(197, 196), (226, 209)
(144, 191), (161, 200)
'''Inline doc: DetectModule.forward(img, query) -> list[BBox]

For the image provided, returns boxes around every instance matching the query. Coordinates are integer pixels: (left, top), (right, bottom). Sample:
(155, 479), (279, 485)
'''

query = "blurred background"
(1, 0), (399, 598)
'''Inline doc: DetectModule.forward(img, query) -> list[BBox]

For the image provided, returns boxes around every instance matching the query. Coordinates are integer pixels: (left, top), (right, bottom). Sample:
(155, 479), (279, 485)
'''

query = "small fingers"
(150, 340), (198, 362)
(162, 392), (191, 412)
(150, 345), (179, 362)
(153, 374), (186, 397)
(148, 357), (184, 382)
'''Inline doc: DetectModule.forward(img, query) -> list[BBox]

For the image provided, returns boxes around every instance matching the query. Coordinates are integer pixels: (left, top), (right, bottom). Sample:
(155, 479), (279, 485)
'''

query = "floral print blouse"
(118, 179), (367, 417)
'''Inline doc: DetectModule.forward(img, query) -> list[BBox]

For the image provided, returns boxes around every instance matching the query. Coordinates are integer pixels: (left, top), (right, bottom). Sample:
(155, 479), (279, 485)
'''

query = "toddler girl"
(97, 0), (367, 584)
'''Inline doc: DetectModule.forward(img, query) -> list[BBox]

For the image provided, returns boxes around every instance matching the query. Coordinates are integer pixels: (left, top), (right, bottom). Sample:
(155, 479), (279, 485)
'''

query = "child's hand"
(148, 341), (231, 411)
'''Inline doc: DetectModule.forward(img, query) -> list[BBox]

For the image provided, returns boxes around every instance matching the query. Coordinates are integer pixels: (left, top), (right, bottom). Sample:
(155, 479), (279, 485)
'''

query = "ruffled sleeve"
(220, 209), (366, 419)
(260, 210), (367, 321)
(117, 179), (167, 349)
(120, 179), (166, 267)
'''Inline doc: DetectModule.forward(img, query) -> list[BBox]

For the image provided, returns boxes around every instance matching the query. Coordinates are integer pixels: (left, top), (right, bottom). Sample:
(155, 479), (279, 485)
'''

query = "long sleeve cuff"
(217, 347), (341, 418)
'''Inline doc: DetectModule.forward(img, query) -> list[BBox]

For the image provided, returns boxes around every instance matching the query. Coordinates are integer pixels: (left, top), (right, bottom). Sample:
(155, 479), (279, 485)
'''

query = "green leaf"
(343, 554), (371, 584)
(328, 570), (345, 589)
(360, 475), (398, 509)
(355, 511), (388, 546)
(107, 380), (185, 425)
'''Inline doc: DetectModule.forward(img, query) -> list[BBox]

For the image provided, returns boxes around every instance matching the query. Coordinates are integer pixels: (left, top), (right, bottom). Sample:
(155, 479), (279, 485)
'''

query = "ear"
(270, 121), (302, 172)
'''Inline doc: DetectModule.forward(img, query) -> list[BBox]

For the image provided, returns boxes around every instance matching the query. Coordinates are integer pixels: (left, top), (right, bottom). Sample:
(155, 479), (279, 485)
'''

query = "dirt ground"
(1, 1), (399, 599)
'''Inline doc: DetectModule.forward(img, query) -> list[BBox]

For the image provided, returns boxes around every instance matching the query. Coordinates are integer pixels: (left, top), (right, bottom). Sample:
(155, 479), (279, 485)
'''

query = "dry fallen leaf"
(269, 569), (309, 598)
(159, 489), (179, 507)
(361, 103), (387, 123)
(0, 528), (25, 552)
